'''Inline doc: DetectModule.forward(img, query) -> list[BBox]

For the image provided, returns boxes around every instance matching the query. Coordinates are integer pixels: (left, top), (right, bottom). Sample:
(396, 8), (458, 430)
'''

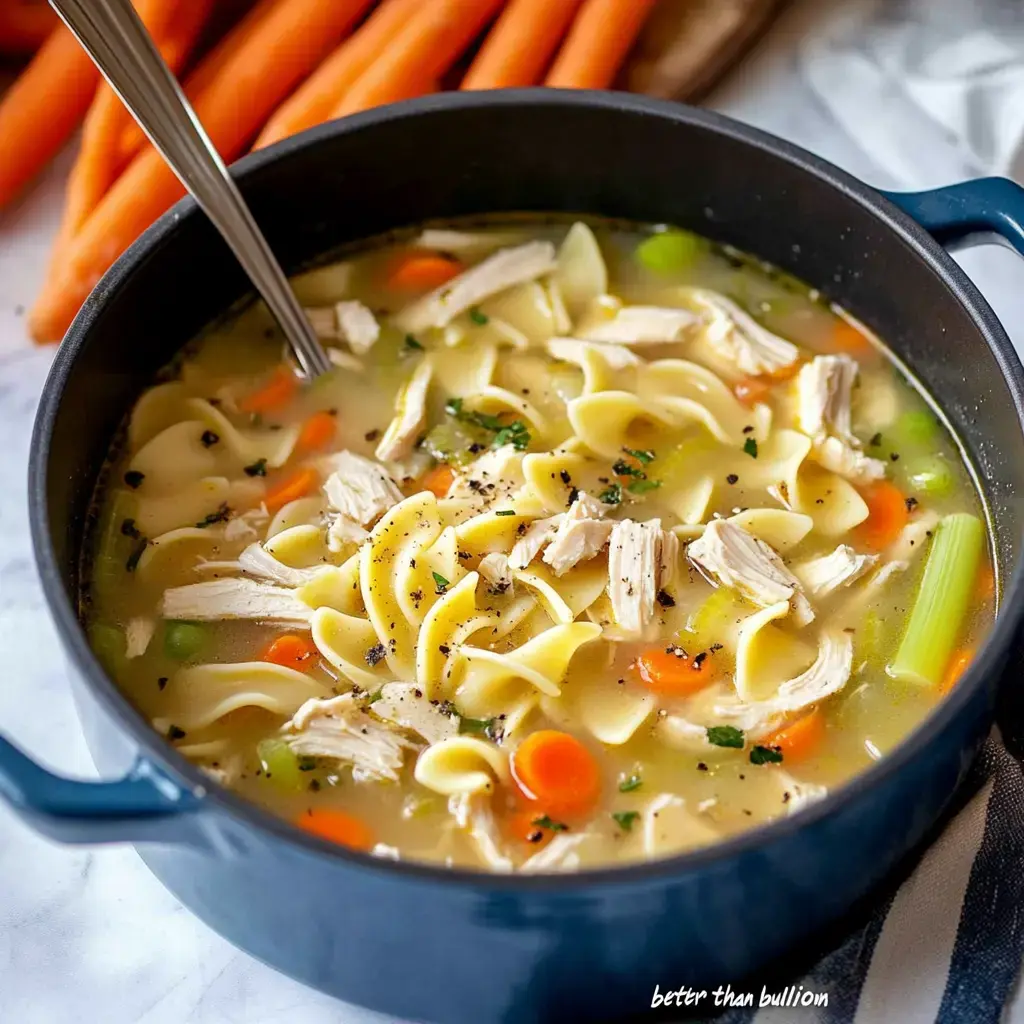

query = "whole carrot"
(255, 0), (418, 148)
(545, 0), (658, 90)
(30, 0), (375, 343)
(462, 0), (584, 90)
(0, 26), (98, 209)
(332, 0), (506, 117)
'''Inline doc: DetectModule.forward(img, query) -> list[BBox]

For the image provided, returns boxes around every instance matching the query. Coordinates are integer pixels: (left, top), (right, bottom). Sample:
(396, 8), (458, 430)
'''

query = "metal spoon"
(49, 0), (333, 379)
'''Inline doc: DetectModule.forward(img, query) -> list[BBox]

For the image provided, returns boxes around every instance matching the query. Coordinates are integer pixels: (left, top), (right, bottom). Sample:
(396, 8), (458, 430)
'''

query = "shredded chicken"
(372, 843), (401, 861)
(813, 435), (887, 484)
(777, 771), (829, 815)
(579, 305), (698, 345)
(124, 616), (155, 659)
(285, 694), (420, 783)
(371, 683), (459, 745)
(508, 515), (561, 570)
(660, 530), (680, 589)
(198, 543), (322, 587)
(798, 354), (858, 442)
(478, 552), (514, 593)
(520, 833), (588, 873)
(448, 792), (512, 871)
(447, 444), (523, 506)
(690, 289), (799, 376)
(375, 361), (433, 462)
(657, 714), (712, 752)
(322, 450), (403, 526)
(161, 578), (313, 625)
(223, 503), (269, 543)
(608, 519), (671, 635)
(305, 300), (379, 354)
(325, 513), (369, 553)
(794, 544), (878, 597)
(394, 241), (557, 333)
(688, 518), (814, 627)
(327, 347), (364, 372)
(541, 491), (612, 575)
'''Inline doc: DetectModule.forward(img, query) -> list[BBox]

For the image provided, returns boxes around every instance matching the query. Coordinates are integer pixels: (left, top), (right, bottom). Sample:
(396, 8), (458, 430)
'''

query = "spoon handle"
(49, 0), (333, 378)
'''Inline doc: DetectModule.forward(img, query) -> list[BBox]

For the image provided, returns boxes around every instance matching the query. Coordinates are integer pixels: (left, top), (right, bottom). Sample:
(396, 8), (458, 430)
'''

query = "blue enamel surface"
(884, 177), (1024, 256)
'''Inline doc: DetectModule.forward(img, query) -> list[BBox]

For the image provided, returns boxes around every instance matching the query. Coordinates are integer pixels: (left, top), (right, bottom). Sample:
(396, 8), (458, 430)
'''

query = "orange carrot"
(30, 0), (375, 342)
(265, 468), (320, 512)
(0, 26), (98, 210)
(239, 366), (299, 414)
(941, 649), (974, 695)
(511, 730), (601, 818)
(297, 411), (338, 451)
(734, 376), (773, 407)
(0, 1), (56, 55)
(855, 480), (909, 551)
(545, 0), (658, 89)
(634, 646), (715, 697)
(48, 0), (214, 273)
(762, 711), (825, 764)
(505, 806), (556, 850)
(262, 633), (319, 669)
(255, 0), (417, 148)
(462, 0), (585, 90)
(331, 0), (505, 117)
(387, 253), (464, 293)
(296, 808), (373, 850)
(833, 319), (875, 356)
(419, 464), (456, 499)
(976, 562), (995, 601)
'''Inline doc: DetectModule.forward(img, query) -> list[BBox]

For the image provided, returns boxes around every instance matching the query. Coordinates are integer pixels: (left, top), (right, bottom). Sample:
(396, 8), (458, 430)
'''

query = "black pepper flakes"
(905, 496), (919, 512)
(726, 474), (739, 485)
(157, 676), (168, 691)
(656, 589), (675, 608)
(365, 643), (387, 667)
(560, 470), (572, 485)
(567, 486), (580, 506)
(697, 762), (708, 772)
(120, 517), (140, 538)
(365, 429), (380, 442)
(123, 470), (145, 489)
(166, 724), (187, 741)
(200, 430), (220, 448)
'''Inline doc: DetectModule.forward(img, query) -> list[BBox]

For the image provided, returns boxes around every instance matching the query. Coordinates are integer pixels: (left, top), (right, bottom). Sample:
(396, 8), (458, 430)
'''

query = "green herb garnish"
(432, 571), (450, 594)
(469, 307), (489, 326)
(493, 420), (530, 451)
(458, 715), (503, 742)
(494, 509), (516, 517)
(750, 745), (784, 765)
(743, 437), (759, 458)
(532, 815), (568, 832)
(612, 459), (644, 478)
(405, 334), (424, 351)
(706, 725), (745, 748)
(195, 502), (232, 528)
(619, 774), (643, 793)
(599, 482), (622, 504)
(627, 478), (662, 494)
(623, 447), (655, 465)
(366, 687), (384, 704)
(612, 810), (640, 832)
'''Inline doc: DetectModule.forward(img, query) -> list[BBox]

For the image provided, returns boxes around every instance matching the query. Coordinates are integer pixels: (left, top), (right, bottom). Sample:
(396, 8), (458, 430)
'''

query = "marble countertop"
(1, 1), (1023, 1021)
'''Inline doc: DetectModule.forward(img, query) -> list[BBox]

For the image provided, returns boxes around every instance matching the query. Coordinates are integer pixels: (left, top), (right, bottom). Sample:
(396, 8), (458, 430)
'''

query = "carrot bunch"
(0, 0), (660, 343)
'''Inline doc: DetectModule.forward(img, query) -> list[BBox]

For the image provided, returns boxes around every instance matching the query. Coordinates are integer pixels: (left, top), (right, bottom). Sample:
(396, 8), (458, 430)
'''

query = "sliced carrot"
(976, 562), (995, 602)
(386, 253), (464, 293)
(296, 808), (373, 850)
(634, 647), (715, 697)
(0, 1), (56, 55)
(239, 366), (299, 414)
(762, 710), (824, 764)
(419, 464), (456, 499)
(734, 376), (773, 407)
(265, 468), (320, 512)
(331, 0), (505, 117)
(298, 411), (338, 452)
(511, 730), (601, 818)
(30, 0), (376, 342)
(833, 319), (874, 355)
(0, 26), (98, 211)
(545, 0), (658, 89)
(505, 806), (556, 851)
(855, 480), (909, 552)
(462, 0), (585, 90)
(941, 649), (974, 695)
(255, 0), (418, 148)
(262, 634), (319, 669)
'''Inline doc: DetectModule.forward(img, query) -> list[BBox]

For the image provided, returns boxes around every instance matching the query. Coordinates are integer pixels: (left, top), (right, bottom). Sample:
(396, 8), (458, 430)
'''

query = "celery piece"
(89, 622), (125, 673)
(257, 737), (306, 791)
(889, 513), (984, 686)
(857, 610), (885, 665)
(905, 455), (955, 497)
(635, 230), (703, 274)
(164, 621), (208, 662)
(685, 587), (746, 652)
(421, 421), (482, 469)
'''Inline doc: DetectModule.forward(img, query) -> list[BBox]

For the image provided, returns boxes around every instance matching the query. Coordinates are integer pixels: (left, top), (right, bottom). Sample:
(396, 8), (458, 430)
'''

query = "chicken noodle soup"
(84, 218), (995, 871)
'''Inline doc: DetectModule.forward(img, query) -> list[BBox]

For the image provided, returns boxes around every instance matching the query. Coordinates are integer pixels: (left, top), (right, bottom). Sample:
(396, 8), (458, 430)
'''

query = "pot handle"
(882, 176), (1024, 255)
(0, 734), (205, 844)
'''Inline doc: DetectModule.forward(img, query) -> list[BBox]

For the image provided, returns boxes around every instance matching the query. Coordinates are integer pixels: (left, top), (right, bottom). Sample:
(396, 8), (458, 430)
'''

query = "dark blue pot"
(5, 92), (1024, 1024)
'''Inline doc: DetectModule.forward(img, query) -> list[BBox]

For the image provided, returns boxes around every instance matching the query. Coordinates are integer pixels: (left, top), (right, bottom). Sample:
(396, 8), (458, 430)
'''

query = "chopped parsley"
(743, 437), (759, 458)
(706, 724), (745, 748)
(493, 420), (530, 451)
(123, 470), (145, 489)
(623, 447), (655, 465)
(532, 815), (568, 832)
(494, 509), (516, 517)
(243, 458), (268, 477)
(195, 503), (231, 528)
(446, 396), (531, 451)
(627, 478), (661, 495)
(469, 307), (490, 325)
(432, 571), (450, 594)
(599, 481), (623, 504)
(404, 334), (424, 351)
(750, 745), (784, 765)
(618, 773), (643, 793)
(458, 715), (503, 742)
(612, 459), (644, 478)
(364, 643), (387, 667)
(612, 810), (640, 832)
(365, 687), (384, 704)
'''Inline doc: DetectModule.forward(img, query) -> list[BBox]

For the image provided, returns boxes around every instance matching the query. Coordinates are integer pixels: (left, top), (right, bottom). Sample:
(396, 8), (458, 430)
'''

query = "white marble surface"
(1, 1), (1023, 1021)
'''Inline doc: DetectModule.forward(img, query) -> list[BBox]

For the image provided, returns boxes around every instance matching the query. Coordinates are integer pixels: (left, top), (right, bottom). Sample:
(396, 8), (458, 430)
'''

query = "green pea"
(635, 230), (703, 274)
(164, 621), (208, 662)
(895, 409), (939, 448)
(88, 622), (125, 672)
(257, 737), (305, 790)
(906, 455), (955, 497)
